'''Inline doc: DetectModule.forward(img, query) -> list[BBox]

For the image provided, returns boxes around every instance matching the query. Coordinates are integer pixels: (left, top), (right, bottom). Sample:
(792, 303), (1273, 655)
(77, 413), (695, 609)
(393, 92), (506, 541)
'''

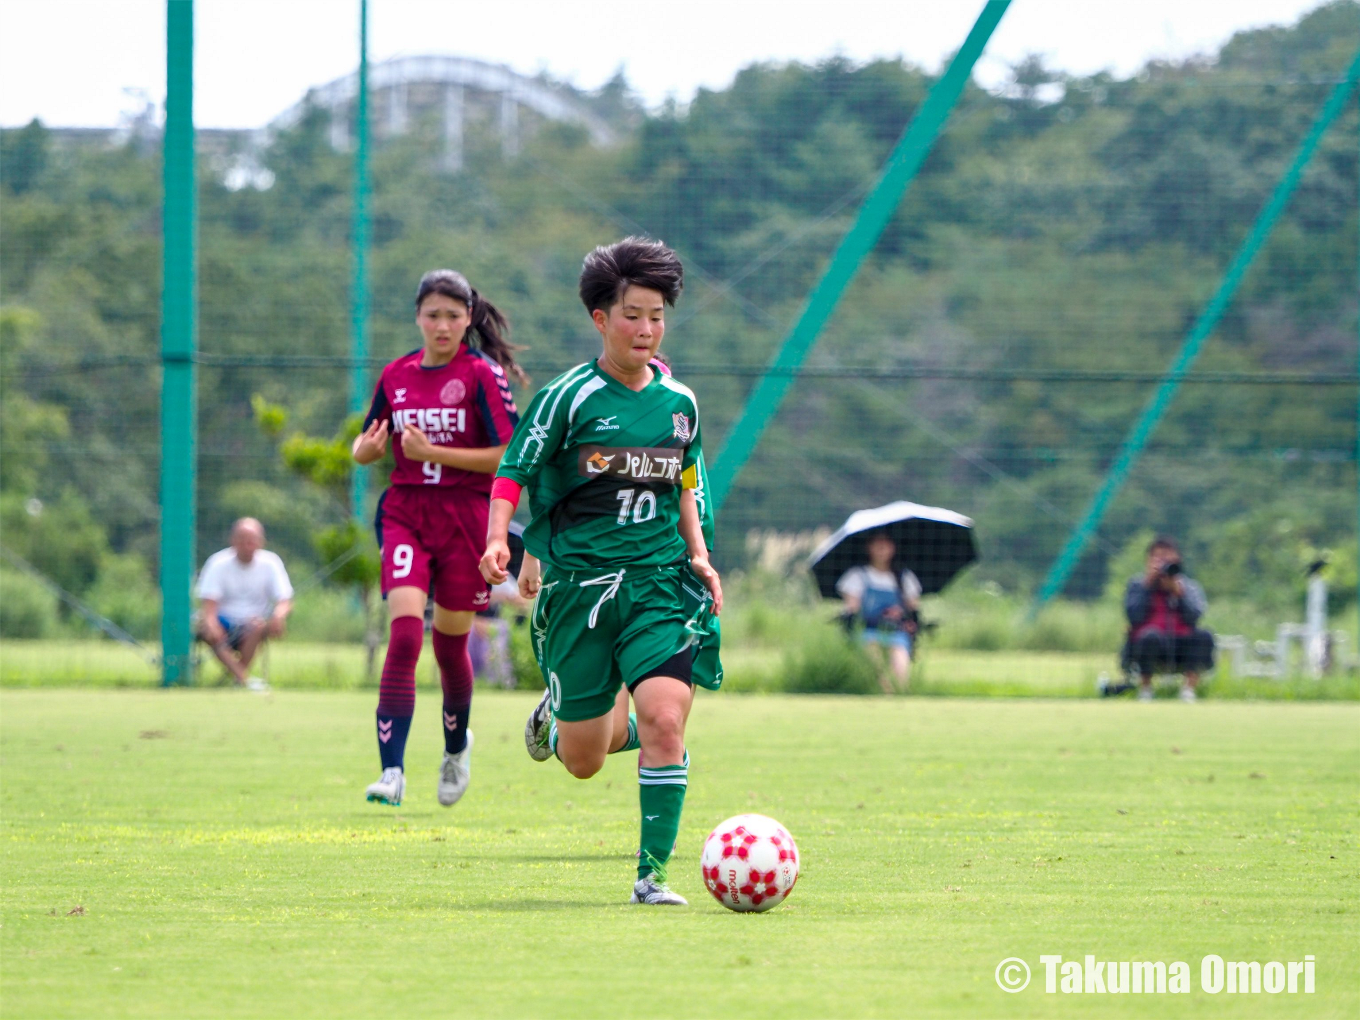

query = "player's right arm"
(480, 369), (583, 582)
(352, 379), (391, 464)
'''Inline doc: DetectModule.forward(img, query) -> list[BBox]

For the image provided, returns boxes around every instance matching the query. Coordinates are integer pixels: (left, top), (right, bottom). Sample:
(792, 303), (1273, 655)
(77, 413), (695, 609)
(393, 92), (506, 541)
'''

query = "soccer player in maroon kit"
(352, 270), (522, 807)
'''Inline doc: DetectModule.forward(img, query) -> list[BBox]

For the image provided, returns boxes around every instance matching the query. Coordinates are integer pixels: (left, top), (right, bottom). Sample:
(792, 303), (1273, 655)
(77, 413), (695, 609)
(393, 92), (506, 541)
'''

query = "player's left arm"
(678, 404), (721, 613)
(679, 489), (721, 615)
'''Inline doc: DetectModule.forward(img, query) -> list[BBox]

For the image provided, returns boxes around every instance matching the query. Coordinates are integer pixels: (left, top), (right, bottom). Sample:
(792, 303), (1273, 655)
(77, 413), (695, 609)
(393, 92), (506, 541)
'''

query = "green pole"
(707, 0), (1010, 512)
(1033, 47), (1360, 613)
(160, 0), (196, 685)
(349, 0), (371, 518)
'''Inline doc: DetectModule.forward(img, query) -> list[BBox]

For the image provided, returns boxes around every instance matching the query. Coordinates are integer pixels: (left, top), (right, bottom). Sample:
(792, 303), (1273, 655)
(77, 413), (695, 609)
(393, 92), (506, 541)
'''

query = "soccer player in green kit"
(480, 237), (722, 905)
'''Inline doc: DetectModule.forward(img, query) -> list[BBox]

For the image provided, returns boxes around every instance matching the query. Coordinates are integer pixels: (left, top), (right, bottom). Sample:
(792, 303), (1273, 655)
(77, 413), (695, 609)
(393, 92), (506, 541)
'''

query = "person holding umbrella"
(808, 501), (978, 695)
(836, 531), (922, 693)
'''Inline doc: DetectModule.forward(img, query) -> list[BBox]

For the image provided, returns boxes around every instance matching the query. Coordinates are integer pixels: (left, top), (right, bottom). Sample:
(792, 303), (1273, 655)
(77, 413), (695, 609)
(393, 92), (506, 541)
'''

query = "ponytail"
(415, 269), (528, 385)
(465, 289), (528, 386)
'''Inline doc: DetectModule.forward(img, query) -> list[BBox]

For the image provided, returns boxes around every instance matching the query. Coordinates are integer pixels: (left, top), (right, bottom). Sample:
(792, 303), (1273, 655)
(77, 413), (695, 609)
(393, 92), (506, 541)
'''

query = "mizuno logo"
(645, 815), (660, 821)
(595, 416), (620, 431)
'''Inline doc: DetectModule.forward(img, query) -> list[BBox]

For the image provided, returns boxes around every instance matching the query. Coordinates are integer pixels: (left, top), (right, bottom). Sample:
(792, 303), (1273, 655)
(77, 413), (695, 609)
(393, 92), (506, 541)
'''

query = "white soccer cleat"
(438, 731), (474, 806)
(631, 875), (687, 906)
(525, 689), (553, 762)
(1137, 686), (1154, 702)
(365, 766), (405, 806)
(245, 676), (270, 693)
(1179, 686), (1198, 703)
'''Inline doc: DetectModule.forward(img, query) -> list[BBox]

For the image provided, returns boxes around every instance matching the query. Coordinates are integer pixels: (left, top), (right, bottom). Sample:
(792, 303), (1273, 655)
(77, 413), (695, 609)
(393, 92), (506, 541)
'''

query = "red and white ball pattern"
(701, 814), (799, 912)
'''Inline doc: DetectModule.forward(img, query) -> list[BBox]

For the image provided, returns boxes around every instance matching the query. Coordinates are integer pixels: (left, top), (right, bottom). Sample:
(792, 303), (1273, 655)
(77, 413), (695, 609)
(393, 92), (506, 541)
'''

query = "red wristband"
(490, 476), (523, 507)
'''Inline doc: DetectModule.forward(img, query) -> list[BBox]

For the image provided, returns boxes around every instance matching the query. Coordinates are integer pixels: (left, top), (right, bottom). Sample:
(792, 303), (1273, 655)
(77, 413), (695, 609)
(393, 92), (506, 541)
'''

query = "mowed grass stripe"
(2, 690), (1356, 1019)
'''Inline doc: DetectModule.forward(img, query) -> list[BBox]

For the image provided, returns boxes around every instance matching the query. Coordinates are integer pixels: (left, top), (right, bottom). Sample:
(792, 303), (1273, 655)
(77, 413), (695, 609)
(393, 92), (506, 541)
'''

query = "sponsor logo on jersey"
(393, 387), (408, 403)
(672, 413), (692, 442)
(391, 407), (467, 437)
(594, 416), (620, 431)
(440, 379), (466, 406)
(578, 445), (684, 484)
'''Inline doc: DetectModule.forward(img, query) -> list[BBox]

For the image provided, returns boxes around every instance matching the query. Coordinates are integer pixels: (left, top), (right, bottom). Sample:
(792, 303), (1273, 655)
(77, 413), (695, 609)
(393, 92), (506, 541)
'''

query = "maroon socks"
(375, 616), (423, 770)
(433, 629), (473, 754)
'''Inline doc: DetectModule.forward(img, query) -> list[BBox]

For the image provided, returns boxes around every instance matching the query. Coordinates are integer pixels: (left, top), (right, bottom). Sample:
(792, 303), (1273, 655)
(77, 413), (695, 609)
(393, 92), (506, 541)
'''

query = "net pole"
(1031, 47), (1360, 615)
(159, 0), (197, 686)
(348, 0), (371, 519)
(705, 0), (1011, 513)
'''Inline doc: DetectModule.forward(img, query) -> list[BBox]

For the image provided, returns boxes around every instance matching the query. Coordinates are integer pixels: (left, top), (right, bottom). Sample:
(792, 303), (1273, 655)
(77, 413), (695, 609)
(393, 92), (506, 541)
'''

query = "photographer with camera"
(1124, 536), (1213, 702)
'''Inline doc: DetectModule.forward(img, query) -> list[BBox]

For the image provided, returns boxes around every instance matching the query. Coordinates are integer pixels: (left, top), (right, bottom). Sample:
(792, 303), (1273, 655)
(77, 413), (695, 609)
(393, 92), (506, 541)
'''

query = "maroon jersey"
(365, 344), (519, 494)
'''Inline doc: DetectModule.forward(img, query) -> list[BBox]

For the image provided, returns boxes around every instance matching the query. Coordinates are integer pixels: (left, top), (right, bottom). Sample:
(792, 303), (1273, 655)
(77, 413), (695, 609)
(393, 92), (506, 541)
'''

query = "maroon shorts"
(375, 485), (490, 612)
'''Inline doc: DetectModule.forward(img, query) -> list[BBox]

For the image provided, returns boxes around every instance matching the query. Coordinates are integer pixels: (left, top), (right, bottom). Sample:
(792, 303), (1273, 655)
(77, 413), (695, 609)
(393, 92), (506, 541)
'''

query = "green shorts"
(530, 562), (723, 722)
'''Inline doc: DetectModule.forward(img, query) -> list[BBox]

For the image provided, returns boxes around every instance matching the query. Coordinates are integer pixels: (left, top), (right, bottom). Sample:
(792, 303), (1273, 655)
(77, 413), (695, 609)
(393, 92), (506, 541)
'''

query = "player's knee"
(639, 708), (685, 757)
(562, 753), (604, 780)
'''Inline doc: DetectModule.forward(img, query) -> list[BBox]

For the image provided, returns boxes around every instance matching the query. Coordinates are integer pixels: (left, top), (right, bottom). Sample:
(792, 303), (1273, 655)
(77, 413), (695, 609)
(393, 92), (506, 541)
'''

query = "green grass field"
(2, 689), (1356, 1018)
(6, 639), (1358, 700)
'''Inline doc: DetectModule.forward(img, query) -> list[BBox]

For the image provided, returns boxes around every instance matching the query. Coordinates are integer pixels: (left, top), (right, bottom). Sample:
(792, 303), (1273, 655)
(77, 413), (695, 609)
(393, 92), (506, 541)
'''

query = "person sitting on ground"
(196, 518), (293, 691)
(1123, 535), (1213, 702)
(836, 531), (921, 694)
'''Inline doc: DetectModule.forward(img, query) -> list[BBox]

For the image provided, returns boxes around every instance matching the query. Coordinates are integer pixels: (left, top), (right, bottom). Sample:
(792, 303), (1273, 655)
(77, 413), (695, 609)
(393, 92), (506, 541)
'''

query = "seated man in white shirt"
(196, 518), (294, 690)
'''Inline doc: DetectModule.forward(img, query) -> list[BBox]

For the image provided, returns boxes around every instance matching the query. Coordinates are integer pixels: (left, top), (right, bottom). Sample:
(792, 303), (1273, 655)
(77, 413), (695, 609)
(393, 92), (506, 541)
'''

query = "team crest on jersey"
(672, 413), (692, 442)
(440, 379), (466, 406)
(393, 388), (408, 403)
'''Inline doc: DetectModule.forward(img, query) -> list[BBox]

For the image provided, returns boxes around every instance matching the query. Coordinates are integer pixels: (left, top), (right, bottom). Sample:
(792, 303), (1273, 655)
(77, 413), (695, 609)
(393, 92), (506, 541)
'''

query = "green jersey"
(497, 361), (712, 570)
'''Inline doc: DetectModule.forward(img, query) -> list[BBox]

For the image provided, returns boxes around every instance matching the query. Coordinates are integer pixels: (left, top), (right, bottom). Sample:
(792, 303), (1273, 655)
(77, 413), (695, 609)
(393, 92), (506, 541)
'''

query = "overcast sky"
(0, 0), (1328, 129)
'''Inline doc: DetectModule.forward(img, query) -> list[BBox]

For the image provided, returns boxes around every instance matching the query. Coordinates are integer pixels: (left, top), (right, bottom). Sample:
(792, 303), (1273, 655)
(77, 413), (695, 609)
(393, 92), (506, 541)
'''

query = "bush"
(508, 616), (543, 691)
(85, 552), (160, 640)
(782, 626), (880, 695)
(0, 568), (58, 638)
(287, 586), (367, 643)
(0, 490), (109, 595)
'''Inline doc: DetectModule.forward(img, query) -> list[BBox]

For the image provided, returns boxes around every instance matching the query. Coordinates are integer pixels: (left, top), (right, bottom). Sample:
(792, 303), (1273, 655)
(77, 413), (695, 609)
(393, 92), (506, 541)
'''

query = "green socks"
(637, 751), (688, 880)
(610, 712), (640, 754)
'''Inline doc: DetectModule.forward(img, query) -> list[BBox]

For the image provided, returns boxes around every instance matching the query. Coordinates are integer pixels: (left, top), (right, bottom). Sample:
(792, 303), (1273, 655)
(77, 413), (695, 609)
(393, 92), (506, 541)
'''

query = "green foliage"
(0, 306), (69, 495)
(0, 119), (49, 196)
(285, 586), (368, 643)
(84, 552), (161, 640)
(312, 520), (381, 589)
(781, 625), (881, 694)
(1, 3), (1357, 616)
(508, 617), (545, 691)
(250, 393), (288, 438)
(0, 568), (58, 638)
(0, 491), (108, 596)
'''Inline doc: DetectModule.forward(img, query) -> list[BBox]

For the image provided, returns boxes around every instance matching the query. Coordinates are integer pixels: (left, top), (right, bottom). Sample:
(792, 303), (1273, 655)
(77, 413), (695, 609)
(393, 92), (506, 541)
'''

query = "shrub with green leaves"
(0, 568), (57, 638)
(782, 626), (880, 695)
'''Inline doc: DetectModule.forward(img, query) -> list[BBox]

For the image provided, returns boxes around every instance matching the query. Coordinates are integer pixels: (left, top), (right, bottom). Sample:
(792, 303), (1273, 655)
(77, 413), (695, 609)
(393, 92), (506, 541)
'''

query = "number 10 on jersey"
(615, 488), (657, 525)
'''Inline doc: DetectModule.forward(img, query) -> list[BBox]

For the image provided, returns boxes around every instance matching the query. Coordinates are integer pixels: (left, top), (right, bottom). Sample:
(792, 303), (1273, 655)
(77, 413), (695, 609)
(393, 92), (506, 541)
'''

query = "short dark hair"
(578, 236), (683, 314)
(1147, 535), (1179, 556)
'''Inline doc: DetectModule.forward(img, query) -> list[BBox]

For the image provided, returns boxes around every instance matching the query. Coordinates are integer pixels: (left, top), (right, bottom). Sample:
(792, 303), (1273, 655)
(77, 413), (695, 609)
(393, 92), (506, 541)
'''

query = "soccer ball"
(700, 813), (799, 912)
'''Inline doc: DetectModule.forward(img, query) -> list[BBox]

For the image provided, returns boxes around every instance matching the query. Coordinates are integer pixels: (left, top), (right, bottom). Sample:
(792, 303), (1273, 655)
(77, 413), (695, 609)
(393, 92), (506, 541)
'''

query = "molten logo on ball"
(701, 814), (799, 912)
